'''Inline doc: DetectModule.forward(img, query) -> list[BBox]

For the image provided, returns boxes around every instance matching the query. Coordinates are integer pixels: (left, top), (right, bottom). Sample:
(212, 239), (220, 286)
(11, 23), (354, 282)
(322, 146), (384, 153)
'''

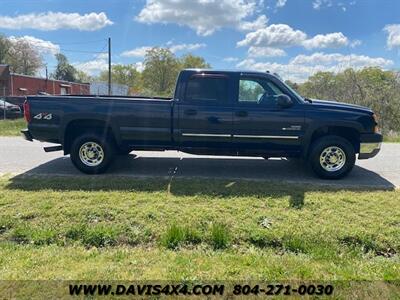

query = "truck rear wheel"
(309, 135), (355, 179)
(70, 133), (115, 174)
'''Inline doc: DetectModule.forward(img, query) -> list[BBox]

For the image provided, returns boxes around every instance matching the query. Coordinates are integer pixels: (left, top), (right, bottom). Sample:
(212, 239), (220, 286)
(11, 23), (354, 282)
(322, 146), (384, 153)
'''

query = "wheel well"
(63, 119), (116, 154)
(310, 126), (360, 153)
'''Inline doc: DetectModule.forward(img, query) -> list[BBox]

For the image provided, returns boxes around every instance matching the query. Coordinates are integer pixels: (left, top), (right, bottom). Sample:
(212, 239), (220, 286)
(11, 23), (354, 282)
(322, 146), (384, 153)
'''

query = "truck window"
(185, 76), (228, 103)
(239, 76), (285, 106)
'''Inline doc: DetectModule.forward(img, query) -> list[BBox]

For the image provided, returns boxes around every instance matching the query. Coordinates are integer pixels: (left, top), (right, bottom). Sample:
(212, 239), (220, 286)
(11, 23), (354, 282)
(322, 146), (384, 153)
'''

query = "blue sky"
(0, 0), (399, 82)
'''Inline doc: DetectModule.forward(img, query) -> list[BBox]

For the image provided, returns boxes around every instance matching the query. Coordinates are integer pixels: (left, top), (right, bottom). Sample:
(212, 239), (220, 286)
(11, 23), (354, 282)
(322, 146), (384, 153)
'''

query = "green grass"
(162, 224), (201, 249)
(384, 133), (400, 143)
(0, 175), (399, 297)
(210, 223), (230, 250)
(0, 118), (26, 136)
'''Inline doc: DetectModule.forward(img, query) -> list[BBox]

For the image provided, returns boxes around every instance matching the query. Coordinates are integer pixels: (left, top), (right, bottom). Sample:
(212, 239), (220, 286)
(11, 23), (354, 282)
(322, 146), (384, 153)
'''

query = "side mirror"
(276, 94), (293, 108)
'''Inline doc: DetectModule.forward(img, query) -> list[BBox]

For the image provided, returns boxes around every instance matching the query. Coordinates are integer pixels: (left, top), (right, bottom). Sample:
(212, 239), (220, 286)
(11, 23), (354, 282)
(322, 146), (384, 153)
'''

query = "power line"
(8, 36), (109, 54)
(48, 39), (109, 46)
(72, 43), (109, 66)
(31, 44), (108, 54)
(59, 49), (108, 54)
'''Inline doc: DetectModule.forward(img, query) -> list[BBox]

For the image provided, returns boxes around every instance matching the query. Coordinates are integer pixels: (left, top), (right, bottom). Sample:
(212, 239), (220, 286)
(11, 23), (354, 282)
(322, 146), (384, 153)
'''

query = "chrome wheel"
(319, 146), (346, 172)
(79, 142), (104, 167)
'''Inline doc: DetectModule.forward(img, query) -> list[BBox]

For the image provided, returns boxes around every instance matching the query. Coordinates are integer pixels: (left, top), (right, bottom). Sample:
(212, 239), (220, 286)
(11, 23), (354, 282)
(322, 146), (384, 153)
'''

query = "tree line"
(52, 47), (210, 97)
(0, 34), (42, 75)
(98, 48), (210, 97)
(2, 34), (399, 133)
(1, 34), (209, 96)
(286, 68), (400, 134)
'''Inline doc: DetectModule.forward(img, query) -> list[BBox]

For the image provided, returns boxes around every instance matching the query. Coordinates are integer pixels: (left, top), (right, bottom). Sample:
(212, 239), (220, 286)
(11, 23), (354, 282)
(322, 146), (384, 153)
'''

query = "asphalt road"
(0, 137), (399, 189)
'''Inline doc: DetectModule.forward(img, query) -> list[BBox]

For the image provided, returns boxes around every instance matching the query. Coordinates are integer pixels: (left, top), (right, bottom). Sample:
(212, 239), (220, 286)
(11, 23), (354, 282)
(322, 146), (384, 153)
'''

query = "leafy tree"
(299, 71), (338, 100)
(75, 70), (92, 83)
(297, 67), (400, 134)
(99, 64), (142, 94)
(0, 34), (11, 64)
(356, 67), (400, 132)
(7, 39), (42, 75)
(142, 47), (180, 97)
(179, 54), (210, 69)
(53, 53), (77, 82)
(285, 80), (300, 92)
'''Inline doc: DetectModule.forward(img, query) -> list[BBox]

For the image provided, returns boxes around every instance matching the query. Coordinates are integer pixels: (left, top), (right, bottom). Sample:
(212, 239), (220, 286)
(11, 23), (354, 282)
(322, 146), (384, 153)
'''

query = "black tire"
(70, 133), (115, 174)
(309, 135), (355, 179)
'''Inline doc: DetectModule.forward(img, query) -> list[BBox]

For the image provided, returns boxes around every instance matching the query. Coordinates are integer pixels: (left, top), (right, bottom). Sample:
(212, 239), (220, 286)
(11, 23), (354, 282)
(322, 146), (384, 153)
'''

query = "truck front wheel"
(309, 135), (355, 179)
(70, 133), (115, 174)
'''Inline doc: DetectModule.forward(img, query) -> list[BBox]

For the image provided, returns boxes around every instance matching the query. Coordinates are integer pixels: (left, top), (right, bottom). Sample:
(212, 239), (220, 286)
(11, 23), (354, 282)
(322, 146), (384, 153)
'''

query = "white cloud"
(238, 24), (352, 54)
(237, 52), (393, 82)
(237, 24), (307, 48)
(223, 57), (239, 62)
(169, 43), (206, 53)
(302, 32), (349, 49)
(313, 0), (356, 11)
(239, 15), (268, 31)
(133, 62), (145, 72)
(8, 35), (60, 55)
(74, 61), (105, 75)
(350, 39), (362, 48)
(312, 0), (332, 10)
(290, 52), (392, 68)
(75, 58), (145, 75)
(97, 53), (109, 60)
(0, 12), (113, 31)
(276, 0), (287, 8)
(384, 24), (400, 50)
(136, 0), (258, 36)
(248, 46), (286, 57)
(237, 58), (313, 83)
(121, 46), (152, 58)
(74, 57), (109, 75)
(121, 43), (206, 58)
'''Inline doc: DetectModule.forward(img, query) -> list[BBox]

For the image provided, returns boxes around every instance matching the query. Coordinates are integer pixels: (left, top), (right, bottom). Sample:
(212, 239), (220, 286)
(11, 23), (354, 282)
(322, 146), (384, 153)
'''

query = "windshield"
(281, 80), (305, 103)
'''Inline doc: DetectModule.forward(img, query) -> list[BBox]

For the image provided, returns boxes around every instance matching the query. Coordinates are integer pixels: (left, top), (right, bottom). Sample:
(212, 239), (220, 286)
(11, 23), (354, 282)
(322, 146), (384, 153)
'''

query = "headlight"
(372, 114), (380, 133)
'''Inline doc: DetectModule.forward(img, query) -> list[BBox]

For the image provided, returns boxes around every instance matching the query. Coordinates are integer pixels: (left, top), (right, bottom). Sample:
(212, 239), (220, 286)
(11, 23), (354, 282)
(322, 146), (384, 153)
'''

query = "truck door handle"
(235, 111), (248, 117)
(184, 109), (197, 116)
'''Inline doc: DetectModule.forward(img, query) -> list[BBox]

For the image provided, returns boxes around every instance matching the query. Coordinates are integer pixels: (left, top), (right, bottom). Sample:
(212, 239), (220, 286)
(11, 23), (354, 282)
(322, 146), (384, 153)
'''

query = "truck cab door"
(232, 74), (305, 156)
(175, 72), (234, 154)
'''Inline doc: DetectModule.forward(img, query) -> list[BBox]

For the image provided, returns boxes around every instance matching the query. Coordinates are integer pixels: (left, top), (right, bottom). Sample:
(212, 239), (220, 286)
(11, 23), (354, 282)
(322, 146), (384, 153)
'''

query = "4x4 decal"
(33, 113), (52, 120)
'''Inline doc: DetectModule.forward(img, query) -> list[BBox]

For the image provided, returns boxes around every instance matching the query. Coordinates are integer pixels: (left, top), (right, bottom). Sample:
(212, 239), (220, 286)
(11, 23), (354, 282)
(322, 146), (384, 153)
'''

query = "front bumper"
(21, 129), (33, 141)
(358, 133), (382, 159)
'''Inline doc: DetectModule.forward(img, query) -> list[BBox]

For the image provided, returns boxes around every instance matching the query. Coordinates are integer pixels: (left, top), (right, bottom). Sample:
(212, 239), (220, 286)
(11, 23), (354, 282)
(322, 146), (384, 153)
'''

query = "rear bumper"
(358, 133), (382, 159)
(21, 129), (33, 142)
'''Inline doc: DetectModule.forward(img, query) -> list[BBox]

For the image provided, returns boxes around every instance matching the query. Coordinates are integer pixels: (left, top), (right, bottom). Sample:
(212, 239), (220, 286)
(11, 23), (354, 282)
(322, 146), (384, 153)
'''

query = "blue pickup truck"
(22, 69), (382, 179)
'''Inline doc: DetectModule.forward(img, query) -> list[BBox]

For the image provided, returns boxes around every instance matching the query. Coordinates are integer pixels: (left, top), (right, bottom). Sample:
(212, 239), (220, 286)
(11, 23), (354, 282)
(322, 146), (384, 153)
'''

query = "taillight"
(23, 100), (31, 123)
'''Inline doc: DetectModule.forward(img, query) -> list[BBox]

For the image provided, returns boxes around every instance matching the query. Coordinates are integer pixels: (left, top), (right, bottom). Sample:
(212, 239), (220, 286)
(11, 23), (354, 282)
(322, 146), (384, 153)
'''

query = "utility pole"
(3, 87), (6, 120)
(108, 37), (111, 96)
(45, 65), (48, 94)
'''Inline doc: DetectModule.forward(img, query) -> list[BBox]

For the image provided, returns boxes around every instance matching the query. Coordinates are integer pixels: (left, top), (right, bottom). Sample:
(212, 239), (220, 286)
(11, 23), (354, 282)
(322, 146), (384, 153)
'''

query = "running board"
(44, 145), (63, 152)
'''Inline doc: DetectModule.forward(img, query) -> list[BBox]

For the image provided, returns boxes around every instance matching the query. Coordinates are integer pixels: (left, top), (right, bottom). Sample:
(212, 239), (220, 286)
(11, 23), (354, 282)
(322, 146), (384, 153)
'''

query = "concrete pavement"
(0, 137), (398, 189)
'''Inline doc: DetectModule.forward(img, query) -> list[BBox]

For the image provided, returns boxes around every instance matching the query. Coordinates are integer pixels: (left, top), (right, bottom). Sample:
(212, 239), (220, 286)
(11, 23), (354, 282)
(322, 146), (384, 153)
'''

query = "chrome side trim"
(181, 133), (299, 139)
(182, 133), (231, 138)
(233, 135), (299, 140)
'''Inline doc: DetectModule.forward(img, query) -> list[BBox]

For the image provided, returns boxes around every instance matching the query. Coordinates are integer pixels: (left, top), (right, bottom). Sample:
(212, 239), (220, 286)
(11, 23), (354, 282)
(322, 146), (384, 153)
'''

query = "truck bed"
(26, 95), (174, 147)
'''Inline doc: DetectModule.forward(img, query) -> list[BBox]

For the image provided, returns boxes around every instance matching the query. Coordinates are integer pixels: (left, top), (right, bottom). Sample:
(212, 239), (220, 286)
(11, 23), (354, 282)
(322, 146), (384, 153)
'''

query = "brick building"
(0, 65), (90, 97)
